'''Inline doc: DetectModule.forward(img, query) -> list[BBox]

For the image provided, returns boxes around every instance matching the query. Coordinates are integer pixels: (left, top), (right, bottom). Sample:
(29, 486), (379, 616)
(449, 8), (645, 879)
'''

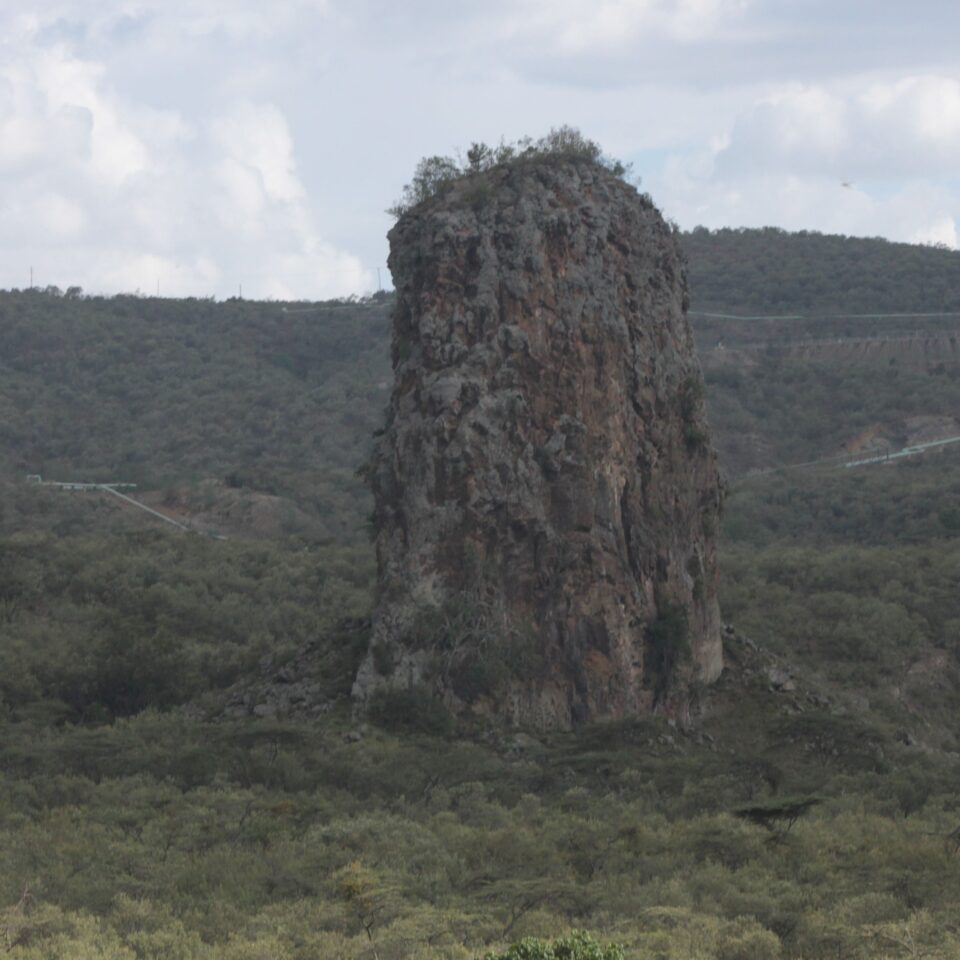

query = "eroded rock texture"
(353, 157), (723, 728)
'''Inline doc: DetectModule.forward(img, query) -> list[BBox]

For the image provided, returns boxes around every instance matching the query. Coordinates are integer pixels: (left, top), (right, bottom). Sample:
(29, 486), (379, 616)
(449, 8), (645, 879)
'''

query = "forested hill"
(5, 234), (960, 960)
(0, 290), (392, 537)
(2, 226), (959, 535)
(683, 226), (960, 314)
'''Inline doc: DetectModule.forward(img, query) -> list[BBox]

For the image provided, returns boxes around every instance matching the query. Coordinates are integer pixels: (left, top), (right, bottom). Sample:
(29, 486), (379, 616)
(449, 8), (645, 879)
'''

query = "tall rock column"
(353, 157), (723, 728)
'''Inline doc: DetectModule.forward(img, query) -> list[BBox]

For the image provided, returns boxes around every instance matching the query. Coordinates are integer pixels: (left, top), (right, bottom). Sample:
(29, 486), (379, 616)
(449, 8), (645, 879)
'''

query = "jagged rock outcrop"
(353, 156), (723, 728)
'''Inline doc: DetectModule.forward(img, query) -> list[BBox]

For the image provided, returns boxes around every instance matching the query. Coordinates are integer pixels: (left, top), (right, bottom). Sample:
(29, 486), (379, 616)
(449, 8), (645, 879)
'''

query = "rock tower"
(353, 155), (723, 728)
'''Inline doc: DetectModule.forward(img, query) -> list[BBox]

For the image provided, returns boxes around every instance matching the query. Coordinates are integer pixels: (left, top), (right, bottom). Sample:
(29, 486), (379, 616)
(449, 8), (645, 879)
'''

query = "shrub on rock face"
(646, 602), (692, 698)
(367, 684), (452, 735)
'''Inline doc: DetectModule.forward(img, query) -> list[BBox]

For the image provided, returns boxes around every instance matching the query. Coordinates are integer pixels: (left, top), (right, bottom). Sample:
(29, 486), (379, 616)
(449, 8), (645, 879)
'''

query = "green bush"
(484, 931), (624, 960)
(367, 684), (452, 735)
(388, 127), (630, 217)
(646, 603), (691, 697)
(401, 594), (543, 703)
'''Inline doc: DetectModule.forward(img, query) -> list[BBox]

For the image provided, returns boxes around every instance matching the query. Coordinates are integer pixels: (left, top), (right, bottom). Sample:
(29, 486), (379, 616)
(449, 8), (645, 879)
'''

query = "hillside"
(685, 226), (960, 314)
(0, 290), (392, 540)
(701, 348), (960, 475)
(3, 230), (960, 957)
(3, 228), (960, 534)
(2, 450), (960, 959)
(686, 230), (960, 476)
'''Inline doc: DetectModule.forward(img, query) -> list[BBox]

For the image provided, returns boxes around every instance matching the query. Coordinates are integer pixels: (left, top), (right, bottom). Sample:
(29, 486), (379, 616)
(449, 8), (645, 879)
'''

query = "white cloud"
(716, 76), (960, 180)
(34, 192), (86, 240)
(16, 0), (331, 45)
(862, 76), (960, 161)
(912, 216), (958, 249)
(501, 0), (750, 52)
(258, 242), (370, 301)
(655, 149), (960, 252)
(95, 252), (221, 297)
(211, 102), (304, 202)
(3, 0), (960, 297)
(0, 12), (369, 298)
(30, 44), (148, 184)
(147, 0), (331, 40)
(644, 73), (960, 256)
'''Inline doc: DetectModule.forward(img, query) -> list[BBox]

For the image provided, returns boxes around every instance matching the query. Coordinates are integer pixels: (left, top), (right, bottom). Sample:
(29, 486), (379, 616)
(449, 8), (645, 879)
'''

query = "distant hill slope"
(3, 228), (960, 537)
(0, 291), (393, 538)
(5, 233), (960, 960)
(684, 226), (960, 314)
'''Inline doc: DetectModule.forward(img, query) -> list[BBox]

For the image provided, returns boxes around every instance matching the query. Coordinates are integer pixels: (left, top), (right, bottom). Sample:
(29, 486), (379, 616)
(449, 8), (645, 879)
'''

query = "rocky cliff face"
(353, 156), (723, 728)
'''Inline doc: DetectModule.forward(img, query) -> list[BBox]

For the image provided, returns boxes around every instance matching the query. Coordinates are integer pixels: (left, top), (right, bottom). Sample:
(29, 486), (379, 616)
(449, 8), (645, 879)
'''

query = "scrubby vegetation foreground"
(2, 696), (960, 959)
(4, 455), (960, 959)
(4, 232), (960, 957)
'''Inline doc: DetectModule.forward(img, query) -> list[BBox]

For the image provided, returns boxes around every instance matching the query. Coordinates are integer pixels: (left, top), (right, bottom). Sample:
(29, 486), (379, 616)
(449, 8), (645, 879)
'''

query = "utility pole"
(377, 268), (382, 292)
(29, 267), (33, 290)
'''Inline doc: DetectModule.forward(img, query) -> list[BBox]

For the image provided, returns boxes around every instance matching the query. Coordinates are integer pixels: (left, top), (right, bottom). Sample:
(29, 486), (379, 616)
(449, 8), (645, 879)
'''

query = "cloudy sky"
(2, 1), (959, 299)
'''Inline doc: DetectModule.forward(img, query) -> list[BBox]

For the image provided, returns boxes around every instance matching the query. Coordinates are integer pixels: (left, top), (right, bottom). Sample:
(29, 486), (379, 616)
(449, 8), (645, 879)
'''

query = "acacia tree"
(484, 931), (624, 960)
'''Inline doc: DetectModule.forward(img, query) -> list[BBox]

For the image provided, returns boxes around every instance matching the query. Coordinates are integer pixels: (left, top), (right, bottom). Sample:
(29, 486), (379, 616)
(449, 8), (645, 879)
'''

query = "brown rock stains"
(353, 156), (723, 728)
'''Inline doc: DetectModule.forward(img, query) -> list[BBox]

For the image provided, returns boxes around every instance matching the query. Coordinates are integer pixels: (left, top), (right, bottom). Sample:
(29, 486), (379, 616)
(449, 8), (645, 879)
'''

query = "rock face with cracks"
(353, 156), (723, 729)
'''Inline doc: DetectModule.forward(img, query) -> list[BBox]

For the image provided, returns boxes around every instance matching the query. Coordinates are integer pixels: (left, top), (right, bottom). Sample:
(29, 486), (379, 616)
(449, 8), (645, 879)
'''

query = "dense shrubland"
(3, 421), (960, 957)
(701, 350), (960, 475)
(0, 531), (372, 723)
(1, 664), (959, 958)
(0, 289), (392, 540)
(3, 234), (960, 956)
(685, 226), (960, 314)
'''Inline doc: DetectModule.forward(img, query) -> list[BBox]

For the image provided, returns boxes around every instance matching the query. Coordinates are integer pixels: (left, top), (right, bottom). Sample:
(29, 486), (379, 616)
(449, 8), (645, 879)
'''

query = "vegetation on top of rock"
(387, 126), (631, 217)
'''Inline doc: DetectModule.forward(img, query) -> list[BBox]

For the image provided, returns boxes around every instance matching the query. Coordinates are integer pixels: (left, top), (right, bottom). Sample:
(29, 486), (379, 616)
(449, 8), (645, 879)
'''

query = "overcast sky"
(3, 1), (959, 300)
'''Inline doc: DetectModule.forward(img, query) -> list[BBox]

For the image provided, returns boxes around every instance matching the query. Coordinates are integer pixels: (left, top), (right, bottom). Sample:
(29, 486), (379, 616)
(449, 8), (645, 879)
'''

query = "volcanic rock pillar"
(353, 157), (723, 728)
